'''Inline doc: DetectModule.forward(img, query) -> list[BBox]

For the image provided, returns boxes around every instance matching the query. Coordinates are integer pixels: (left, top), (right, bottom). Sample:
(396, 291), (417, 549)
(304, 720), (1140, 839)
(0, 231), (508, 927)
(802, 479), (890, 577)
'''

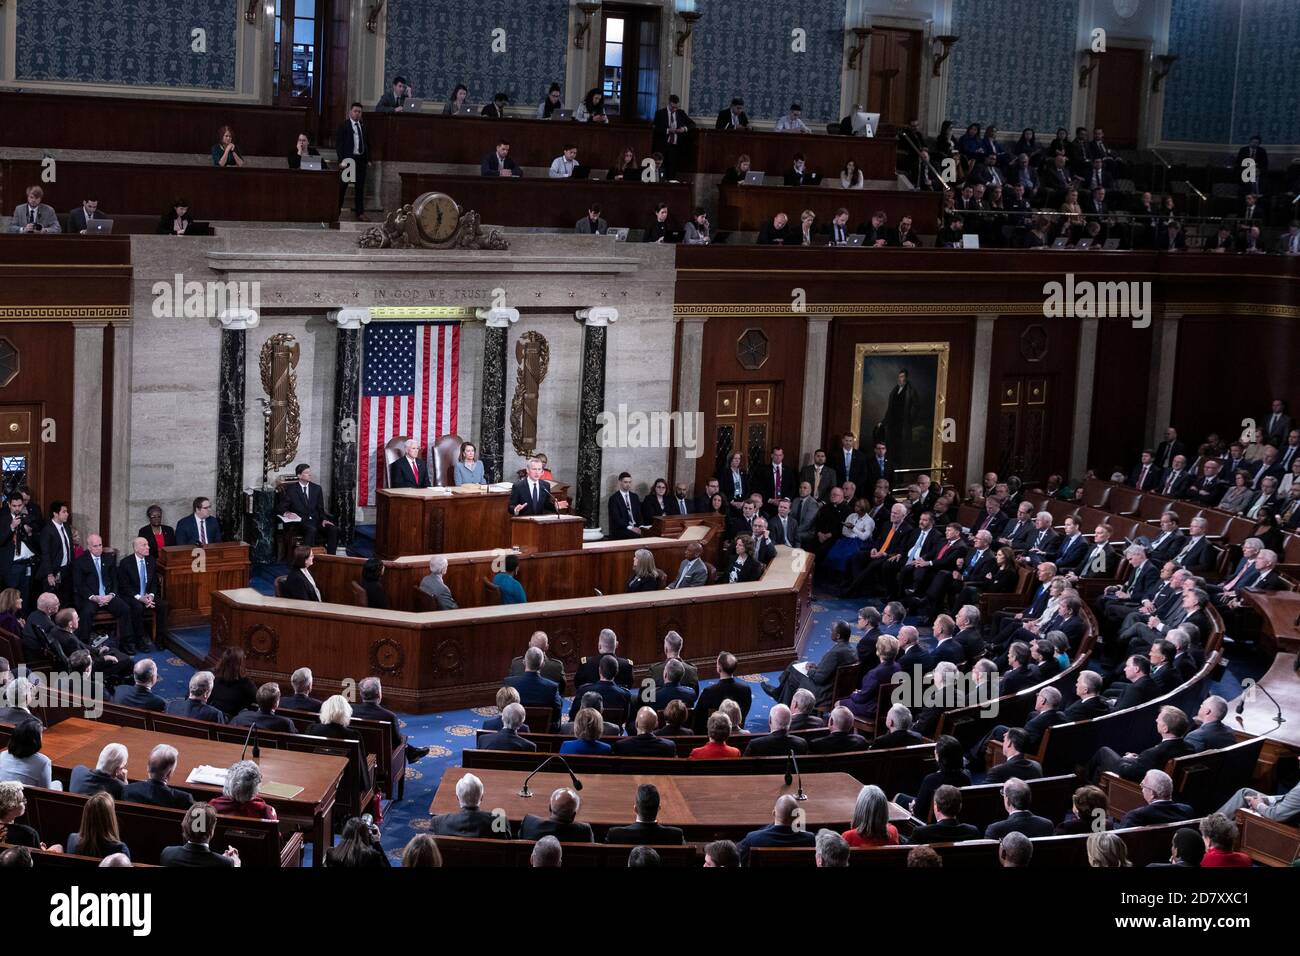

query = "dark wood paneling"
(0, 323), (75, 510)
(716, 182), (942, 233)
(371, 113), (656, 166)
(1089, 318), (1154, 475)
(1, 160), (339, 223)
(866, 29), (923, 127)
(399, 173), (692, 229)
(1093, 48), (1146, 148)
(0, 92), (311, 156)
(689, 131), (896, 180)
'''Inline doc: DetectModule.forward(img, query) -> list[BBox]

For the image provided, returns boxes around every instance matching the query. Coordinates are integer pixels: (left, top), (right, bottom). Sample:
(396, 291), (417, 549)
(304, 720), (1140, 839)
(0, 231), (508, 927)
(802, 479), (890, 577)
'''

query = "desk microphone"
(784, 751), (807, 801)
(519, 754), (582, 797)
(239, 722), (262, 761)
(1236, 682), (1285, 725)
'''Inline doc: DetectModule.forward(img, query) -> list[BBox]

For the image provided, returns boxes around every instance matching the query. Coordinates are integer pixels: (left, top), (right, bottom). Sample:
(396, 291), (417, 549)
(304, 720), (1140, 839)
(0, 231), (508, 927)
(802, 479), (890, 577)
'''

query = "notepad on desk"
(258, 781), (304, 800)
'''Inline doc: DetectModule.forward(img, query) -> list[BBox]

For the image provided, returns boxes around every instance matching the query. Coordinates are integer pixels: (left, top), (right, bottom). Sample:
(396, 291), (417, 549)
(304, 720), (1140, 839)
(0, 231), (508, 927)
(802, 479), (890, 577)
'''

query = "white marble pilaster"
(109, 323), (134, 552)
(673, 315), (708, 490)
(1147, 313), (1180, 448)
(964, 314), (997, 487)
(1070, 316), (1100, 480)
(72, 323), (105, 537)
(799, 314), (833, 468)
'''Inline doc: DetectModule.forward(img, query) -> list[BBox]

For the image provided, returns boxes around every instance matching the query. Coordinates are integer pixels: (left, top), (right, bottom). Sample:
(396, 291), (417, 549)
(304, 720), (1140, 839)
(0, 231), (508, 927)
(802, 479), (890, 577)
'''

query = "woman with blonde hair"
(717, 699), (747, 735)
(560, 708), (612, 755)
(627, 548), (662, 592)
(1086, 830), (1131, 867)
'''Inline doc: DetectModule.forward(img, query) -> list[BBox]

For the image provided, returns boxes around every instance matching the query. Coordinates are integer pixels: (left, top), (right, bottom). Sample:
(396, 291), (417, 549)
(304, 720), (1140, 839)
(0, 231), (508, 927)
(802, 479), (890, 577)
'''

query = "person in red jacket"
(1198, 813), (1251, 867)
(689, 713), (740, 759)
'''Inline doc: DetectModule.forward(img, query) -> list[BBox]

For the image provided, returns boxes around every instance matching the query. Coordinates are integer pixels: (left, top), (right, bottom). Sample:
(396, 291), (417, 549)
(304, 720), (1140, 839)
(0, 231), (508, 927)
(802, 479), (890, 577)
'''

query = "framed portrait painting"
(850, 342), (949, 479)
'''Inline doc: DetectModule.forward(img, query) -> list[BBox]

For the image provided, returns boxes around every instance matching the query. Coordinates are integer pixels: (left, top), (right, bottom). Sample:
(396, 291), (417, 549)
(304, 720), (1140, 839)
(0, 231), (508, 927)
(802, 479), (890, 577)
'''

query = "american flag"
(359, 322), (460, 506)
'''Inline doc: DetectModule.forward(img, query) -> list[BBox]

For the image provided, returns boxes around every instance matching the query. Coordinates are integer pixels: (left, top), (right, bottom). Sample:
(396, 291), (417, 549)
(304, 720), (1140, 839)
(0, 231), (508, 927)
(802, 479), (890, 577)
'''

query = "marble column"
(328, 308), (370, 547)
(476, 307), (519, 483)
(799, 314), (833, 468)
(575, 307), (619, 528)
(964, 314), (997, 487)
(673, 315), (708, 489)
(216, 309), (258, 543)
(109, 321), (135, 553)
(1147, 313), (1180, 448)
(71, 323), (105, 536)
(1070, 316), (1100, 480)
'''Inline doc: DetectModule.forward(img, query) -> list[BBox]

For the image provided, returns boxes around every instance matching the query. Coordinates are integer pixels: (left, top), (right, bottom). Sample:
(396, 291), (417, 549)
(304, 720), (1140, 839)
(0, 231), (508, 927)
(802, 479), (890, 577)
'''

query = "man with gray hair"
(70, 742), (128, 799)
(389, 438), (431, 489)
(1171, 515), (1216, 575)
(124, 744), (193, 810)
(431, 772), (507, 838)
(1185, 695), (1235, 751)
(530, 835), (563, 867)
(505, 645), (563, 726)
(810, 705), (868, 753)
(280, 666), (320, 711)
(354, 676), (429, 762)
(574, 628), (633, 688)
(0, 675), (36, 725)
(519, 787), (593, 842)
(998, 831), (1033, 867)
(1020, 512), (1060, 566)
(871, 702), (925, 749)
(506, 631), (567, 696)
(479, 702), (537, 752)
(788, 687), (825, 732)
(954, 604), (985, 663)
(166, 670), (226, 723)
(815, 828), (851, 867)
(112, 657), (166, 711)
(649, 630), (700, 689)
(418, 555), (457, 609)
(746, 703), (810, 757)
(1121, 768), (1194, 827)
(651, 657), (698, 714)
(985, 777), (1054, 839)
(1210, 537), (1264, 607)
(510, 457), (563, 516)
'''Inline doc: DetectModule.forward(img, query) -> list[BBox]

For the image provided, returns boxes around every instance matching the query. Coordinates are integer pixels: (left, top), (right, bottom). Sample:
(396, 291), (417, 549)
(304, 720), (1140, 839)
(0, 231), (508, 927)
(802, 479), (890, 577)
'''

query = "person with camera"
(8, 186), (61, 234)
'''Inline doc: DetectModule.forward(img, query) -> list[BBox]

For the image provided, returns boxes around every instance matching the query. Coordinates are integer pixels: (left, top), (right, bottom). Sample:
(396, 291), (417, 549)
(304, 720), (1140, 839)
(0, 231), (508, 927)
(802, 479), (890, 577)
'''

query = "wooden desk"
(211, 537), (812, 713)
(399, 173), (692, 230)
(1243, 590), (1300, 655)
(716, 182), (943, 233)
(375, 487), (512, 559)
(690, 129), (897, 179)
(651, 513), (725, 568)
(511, 515), (585, 552)
(368, 112), (655, 166)
(40, 717), (345, 865)
(158, 542), (250, 627)
(0, 160), (339, 223)
(1231, 651), (1300, 751)
(428, 767), (895, 841)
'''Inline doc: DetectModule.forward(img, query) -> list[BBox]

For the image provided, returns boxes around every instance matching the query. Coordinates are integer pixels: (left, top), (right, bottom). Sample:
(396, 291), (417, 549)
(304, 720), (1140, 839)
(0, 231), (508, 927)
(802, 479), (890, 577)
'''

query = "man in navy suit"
(607, 472), (644, 539)
(505, 647), (563, 726)
(1051, 516), (1089, 572)
(1128, 449), (1162, 491)
(835, 432), (868, 488)
(518, 788), (593, 842)
(645, 658), (696, 714)
(1120, 770), (1195, 827)
(478, 703), (537, 751)
(72, 533), (131, 644)
(692, 651), (752, 733)
(123, 744), (194, 810)
(753, 448), (796, 515)
(611, 708), (678, 757)
(431, 772), (510, 838)
(230, 682), (298, 733)
(509, 457), (564, 516)
(280, 463), (338, 554)
(1019, 511), (1061, 566)
(160, 805), (240, 867)
(174, 496), (222, 546)
(117, 536), (164, 649)
(1185, 696), (1236, 752)
(335, 102), (370, 219)
(166, 671), (227, 723)
(112, 658), (167, 712)
(737, 795), (816, 864)
(387, 439), (431, 489)
(605, 783), (686, 844)
(480, 140), (522, 177)
(984, 778), (1054, 839)
(568, 655), (632, 721)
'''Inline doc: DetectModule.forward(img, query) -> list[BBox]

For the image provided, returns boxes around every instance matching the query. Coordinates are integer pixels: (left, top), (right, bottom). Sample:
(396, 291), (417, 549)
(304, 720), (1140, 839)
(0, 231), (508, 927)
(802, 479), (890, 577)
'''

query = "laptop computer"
(85, 219), (114, 235)
(743, 171), (766, 185)
(846, 234), (866, 246)
(962, 233), (980, 249)
(1051, 236), (1070, 248)
(1075, 237), (1094, 249)
(1103, 237), (1121, 250)
(404, 99), (422, 112)
(456, 104), (477, 116)
(551, 109), (574, 121)
(300, 155), (322, 171)
(609, 227), (630, 242)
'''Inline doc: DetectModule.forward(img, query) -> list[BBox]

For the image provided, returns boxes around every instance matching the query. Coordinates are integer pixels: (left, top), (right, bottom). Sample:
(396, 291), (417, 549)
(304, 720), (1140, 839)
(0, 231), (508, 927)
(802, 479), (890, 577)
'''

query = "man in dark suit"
(174, 496), (222, 546)
(1019, 512), (1061, 566)
(573, 630), (634, 688)
(1051, 517), (1090, 573)
(864, 441), (895, 490)
(768, 498), (799, 548)
(835, 433), (868, 488)
(519, 788), (594, 842)
(335, 102), (369, 219)
(607, 472), (644, 539)
(1065, 671), (1110, 721)
(605, 784), (685, 844)
(809, 706), (868, 753)
(983, 778), (1055, 839)
(353, 677), (430, 762)
(1088, 705), (1193, 783)
(387, 439), (431, 489)
(167, 671), (228, 723)
(72, 533), (131, 645)
(569, 654), (633, 721)
(646, 659), (697, 715)
(1185, 696), (1236, 752)
(123, 744), (194, 810)
(1155, 427), (1186, 470)
(652, 94), (694, 179)
(893, 511), (943, 599)
(160, 805), (239, 867)
(117, 536), (163, 650)
(509, 457), (562, 516)
(1128, 450), (1162, 491)
(230, 682), (297, 733)
(692, 651), (752, 733)
(67, 198), (107, 234)
(985, 728), (1045, 783)
(431, 772), (510, 838)
(279, 667), (321, 712)
(35, 501), (75, 606)
(757, 212), (793, 245)
(479, 703), (537, 751)
(613, 708), (679, 757)
(1, 493), (38, 599)
(480, 140), (522, 177)
(280, 463), (338, 553)
(1119, 769), (1195, 827)
(909, 785), (982, 844)
(745, 705), (810, 757)
(871, 702), (927, 749)
(70, 744), (128, 799)
(844, 503), (914, 597)
(737, 795), (816, 864)
(725, 499), (759, 541)
(753, 448), (796, 515)
(715, 98), (749, 130)
(505, 646), (564, 725)
(112, 659), (167, 712)
(761, 621), (858, 708)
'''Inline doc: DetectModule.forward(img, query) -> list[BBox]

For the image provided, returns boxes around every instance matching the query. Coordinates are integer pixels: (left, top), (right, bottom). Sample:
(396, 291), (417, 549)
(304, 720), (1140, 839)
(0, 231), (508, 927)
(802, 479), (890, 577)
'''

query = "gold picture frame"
(850, 341), (950, 480)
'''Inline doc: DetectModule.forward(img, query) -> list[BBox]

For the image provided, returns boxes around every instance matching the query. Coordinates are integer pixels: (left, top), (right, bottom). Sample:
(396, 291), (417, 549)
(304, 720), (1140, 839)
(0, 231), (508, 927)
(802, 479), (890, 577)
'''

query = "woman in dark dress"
(843, 633), (901, 721)
(360, 557), (388, 609)
(988, 546), (1021, 593)
(726, 535), (762, 584)
(641, 478), (671, 522)
(720, 154), (751, 185)
(281, 546), (322, 602)
(627, 548), (662, 592)
(905, 735), (972, 821)
(209, 646), (257, 719)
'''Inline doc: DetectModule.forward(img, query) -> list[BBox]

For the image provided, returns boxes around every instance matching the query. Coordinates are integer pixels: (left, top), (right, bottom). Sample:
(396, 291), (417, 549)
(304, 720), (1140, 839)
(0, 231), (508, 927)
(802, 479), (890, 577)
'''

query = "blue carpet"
(152, 580), (1264, 864)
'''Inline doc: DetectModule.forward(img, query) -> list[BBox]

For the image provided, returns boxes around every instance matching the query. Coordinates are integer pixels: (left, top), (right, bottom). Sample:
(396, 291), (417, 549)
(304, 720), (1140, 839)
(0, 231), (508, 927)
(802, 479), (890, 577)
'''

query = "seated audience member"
(575, 204), (608, 235)
(909, 785), (981, 844)
(287, 132), (321, 169)
(560, 707), (614, 756)
(326, 817), (389, 867)
(745, 704), (809, 758)
(788, 688), (825, 732)
(73, 532), (131, 645)
(280, 547), (322, 602)
(872, 702), (926, 750)
(481, 91), (510, 118)
(575, 88), (608, 124)
(692, 651), (751, 732)
(431, 772), (507, 839)
(70, 743), (128, 799)
(401, 833), (443, 867)
(1216, 777), (1300, 825)
(815, 829), (851, 867)
(667, 541), (708, 589)
(809, 706), (867, 756)
(716, 699), (747, 736)
(1199, 813), (1251, 867)
(519, 787), (594, 842)
(231, 682), (297, 733)
(842, 632), (900, 722)
(0, 675), (37, 727)
(280, 666), (321, 712)
(482, 687), (522, 731)
(902, 735), (971, 820)
(0, 718), (61, 790)
(738, 795), (817, 864)
(419, 555), (458, 609)
(762, 620), (858, 708)
(683, 207), (712, 245)
(492, 553), (527, 604)
(614, 707), (678, 757)
(984, 777), (1055, 839)
(357, 558), (388, 610)
(1120, 769), (1195, 827)
(211, 759), (278, 821)
(68, 197), (106, 234)
(575, 629), (634, 688)
(156, 199), (196, 236)
(479, 702), (537, 752)
(112, 658), (167, 712)
(1055, 784), (1111, 835)
(757, 212), (792, 245)
(505, 646), (563, 724)
(999, 832), (1033, 867)
(0, 780), (54, 850)
(559, 692), (623, 737)
(161, 803), (239, 867)
(66, 792), (130, 860)
(537, 82), (563, 118)
(644, 202), (677, 243)
(1087, 705), (1192, 783)
(1149, 827), (1206, 868)
(649, 630), (700, 689)
(690, 713), (741, 759)
(703, 840), (741, 867)
(9, 185), (61, 233)
(123, 745), (193, 810)
(549, 143), (579, 178)
(656, 698), (693, 737)
(654, 658), (698, 712)
(530, 835), (562, 867)
(570, 654), (633, 722)
(775, 103), (811, 134)
(606, 783), (686, 845)
(211, 125), (244, 167)
(377, 75), (413, 112)
(985, 727), (1045, 783)
(607, 146), (639, 180)
(209, 646), (258, 718)
(892, 216), (920, 247)
(167, 670), (228, 723)
(716, 97), (749, 130)
(842, 784), (900, 847)
(480, 140), (522, 178)
(1185, 695), (1236, 752)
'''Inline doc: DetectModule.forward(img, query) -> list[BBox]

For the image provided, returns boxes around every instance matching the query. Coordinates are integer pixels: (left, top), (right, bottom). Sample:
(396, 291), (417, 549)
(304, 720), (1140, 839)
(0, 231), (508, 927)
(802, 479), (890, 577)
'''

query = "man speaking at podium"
(510, 458), (568, 515)
(388, 439), (431, 489)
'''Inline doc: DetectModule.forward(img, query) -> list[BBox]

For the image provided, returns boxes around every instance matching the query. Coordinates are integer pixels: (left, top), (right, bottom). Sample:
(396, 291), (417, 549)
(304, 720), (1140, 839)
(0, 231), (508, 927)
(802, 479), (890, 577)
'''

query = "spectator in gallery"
(211, 125), (244, 168)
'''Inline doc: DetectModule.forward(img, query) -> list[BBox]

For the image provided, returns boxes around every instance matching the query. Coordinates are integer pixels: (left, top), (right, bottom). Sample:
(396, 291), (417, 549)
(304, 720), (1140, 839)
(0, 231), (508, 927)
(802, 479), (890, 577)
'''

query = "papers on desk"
(279, 512), (301, 524)
(187, 765), (229, 787)
(489, 482), (513, 491)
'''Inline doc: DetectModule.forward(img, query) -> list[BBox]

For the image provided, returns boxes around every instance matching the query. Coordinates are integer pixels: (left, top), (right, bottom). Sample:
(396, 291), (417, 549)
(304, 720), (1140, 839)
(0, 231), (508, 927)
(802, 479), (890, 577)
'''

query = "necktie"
(1226, 564), (1248, 590)
(59, 525), (70, 565)
(675, 560), (693, 587)
(1140, 465), (1148, 487)
(908, 530), (926, 560)
(881, 526), (896, 553)
(1177, 539), (1195, 561)
(138, 557), (147, 596)
(1035, 530), (1045, 548)
(199, 516), (207, 545)
(937, 542), (951, 560)
(623, 492), (631, 517)
(29, 207), (36, 225)
(965, 550), (983, 577)
(774, 465), (782, 490)
(531, 481), (538, 510)
(412, 459), (419, 481)
(94, 556), (104, 595)
(354, 121), (364, 154)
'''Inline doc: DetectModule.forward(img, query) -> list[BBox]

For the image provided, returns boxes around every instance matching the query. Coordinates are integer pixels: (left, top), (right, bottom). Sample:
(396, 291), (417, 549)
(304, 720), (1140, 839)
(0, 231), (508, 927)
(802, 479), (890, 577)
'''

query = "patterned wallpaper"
(1231, 0), (1300, 144)
(1161, 0), (1238, 143)
(385, 0), (569, 109)
(945, 0), (1078, 133)
(687, 0), (846, 123)
(15, 0), (238, 89)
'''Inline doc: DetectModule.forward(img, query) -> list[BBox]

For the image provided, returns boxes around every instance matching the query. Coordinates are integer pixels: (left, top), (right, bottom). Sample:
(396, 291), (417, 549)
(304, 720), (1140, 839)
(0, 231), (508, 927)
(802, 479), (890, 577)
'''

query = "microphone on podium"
(519, 754), (583, 797)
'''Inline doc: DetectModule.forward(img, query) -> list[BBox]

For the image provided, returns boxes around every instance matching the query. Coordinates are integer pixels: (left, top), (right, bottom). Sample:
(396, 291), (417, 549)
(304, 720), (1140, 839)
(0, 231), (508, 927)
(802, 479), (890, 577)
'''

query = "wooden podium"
(158, 542), (250, 627)
(510, 515), (586, 553)
(376, 488), (512, 559)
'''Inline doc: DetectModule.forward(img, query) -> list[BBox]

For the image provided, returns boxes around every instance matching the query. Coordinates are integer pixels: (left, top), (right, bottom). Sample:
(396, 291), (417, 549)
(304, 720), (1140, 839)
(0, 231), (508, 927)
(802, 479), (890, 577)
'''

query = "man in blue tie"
(823, 208), (852, 245)
(117, 536), (164, 652)
(72, 533), (131, 645)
